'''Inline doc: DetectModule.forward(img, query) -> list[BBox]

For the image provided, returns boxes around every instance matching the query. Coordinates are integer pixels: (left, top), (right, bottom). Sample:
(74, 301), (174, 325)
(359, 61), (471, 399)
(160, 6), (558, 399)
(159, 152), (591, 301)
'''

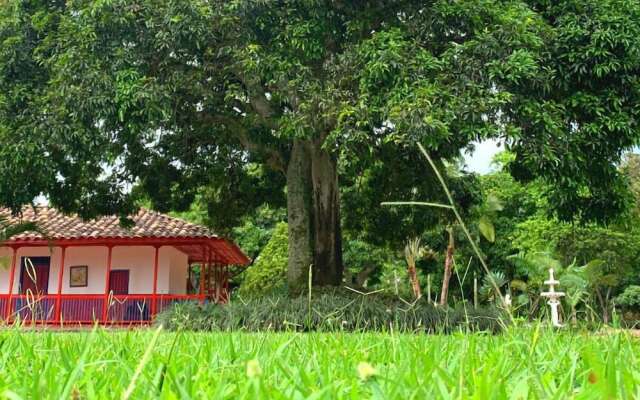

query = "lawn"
(0, 327), (638, 399)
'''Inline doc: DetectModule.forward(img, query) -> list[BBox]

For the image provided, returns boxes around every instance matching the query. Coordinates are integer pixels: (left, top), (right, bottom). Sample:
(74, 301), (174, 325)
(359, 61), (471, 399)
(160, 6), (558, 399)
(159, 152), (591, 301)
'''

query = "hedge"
(156, 289), (506, 333)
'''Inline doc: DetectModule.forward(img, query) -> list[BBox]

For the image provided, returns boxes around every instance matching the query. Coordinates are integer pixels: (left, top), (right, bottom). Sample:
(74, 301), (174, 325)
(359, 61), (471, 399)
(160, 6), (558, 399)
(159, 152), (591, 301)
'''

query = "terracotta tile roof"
(0, 206), (217, 240)
(0, 206), (251, 265)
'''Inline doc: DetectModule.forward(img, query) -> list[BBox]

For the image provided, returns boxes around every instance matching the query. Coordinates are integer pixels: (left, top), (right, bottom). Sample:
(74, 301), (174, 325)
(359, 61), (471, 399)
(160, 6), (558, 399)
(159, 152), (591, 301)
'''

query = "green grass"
(0, 327), (639, 399)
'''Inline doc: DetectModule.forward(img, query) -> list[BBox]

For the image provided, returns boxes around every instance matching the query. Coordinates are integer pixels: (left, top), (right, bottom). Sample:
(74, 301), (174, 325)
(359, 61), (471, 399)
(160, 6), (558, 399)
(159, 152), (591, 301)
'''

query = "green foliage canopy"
(615, 286), (640, 311)
(1, 0), (638, 219)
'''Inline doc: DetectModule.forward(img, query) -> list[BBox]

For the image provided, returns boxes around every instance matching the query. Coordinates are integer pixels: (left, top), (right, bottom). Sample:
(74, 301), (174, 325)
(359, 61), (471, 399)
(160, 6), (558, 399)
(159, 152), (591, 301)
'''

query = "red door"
(109, 270), (129, 295)
(20, 257), (50, 295)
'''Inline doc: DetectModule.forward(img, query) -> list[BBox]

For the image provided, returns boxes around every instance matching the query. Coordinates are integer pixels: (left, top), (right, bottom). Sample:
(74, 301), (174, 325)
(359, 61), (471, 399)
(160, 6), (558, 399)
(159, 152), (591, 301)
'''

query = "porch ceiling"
(175, 240), (250, 265)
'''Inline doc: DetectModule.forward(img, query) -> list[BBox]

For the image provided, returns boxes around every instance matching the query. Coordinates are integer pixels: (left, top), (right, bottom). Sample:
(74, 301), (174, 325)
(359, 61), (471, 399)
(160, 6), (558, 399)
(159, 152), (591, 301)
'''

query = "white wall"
(111, 246), (155, 294)
(0, 245), (189, 295)
(168, 247), (189, 295)
(63, 246), (108, 294)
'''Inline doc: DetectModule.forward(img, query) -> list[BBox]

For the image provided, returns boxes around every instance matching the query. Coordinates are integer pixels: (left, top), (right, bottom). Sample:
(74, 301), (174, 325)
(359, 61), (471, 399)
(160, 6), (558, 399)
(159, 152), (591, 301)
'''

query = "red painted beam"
(54, 246), (67, 324)
(101, 246), (113, 323)
(151, 245), (160, 317)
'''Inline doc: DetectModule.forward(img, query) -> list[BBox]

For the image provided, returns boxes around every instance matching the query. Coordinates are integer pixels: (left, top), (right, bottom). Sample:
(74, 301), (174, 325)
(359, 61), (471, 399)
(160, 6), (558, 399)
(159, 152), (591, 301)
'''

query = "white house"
(0, 207), (249, 325)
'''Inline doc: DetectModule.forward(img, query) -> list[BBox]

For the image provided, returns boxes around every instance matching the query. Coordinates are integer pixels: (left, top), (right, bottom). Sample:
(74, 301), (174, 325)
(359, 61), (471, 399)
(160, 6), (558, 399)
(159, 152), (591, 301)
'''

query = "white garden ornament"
(541, 268), (565, 327)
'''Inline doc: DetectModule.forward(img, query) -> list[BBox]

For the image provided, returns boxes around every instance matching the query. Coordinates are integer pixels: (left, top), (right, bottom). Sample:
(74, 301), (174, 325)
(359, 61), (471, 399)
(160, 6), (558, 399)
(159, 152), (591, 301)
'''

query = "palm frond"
(404, 238), (424, 267)
(480, 271), (507, 301)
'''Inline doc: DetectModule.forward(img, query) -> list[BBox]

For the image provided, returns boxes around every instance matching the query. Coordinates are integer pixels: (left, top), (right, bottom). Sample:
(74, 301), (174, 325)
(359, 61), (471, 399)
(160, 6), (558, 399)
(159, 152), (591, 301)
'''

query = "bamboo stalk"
(474, 273), (478, 309)
(415, 143), (509, 312)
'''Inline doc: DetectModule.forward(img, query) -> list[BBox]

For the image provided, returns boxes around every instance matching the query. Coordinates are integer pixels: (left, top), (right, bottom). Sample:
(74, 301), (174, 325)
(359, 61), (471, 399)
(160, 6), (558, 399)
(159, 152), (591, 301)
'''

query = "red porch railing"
(0, 294), (206, 325)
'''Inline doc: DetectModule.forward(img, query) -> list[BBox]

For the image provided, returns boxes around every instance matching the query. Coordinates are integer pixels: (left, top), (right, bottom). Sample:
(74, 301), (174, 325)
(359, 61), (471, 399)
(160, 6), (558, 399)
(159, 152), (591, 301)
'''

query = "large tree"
(1, 0), (639, 292)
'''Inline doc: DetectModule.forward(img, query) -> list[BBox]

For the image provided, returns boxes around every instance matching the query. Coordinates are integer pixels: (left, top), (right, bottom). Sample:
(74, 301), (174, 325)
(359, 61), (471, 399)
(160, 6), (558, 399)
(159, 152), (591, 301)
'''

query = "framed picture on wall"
(69, 265), (88, 287)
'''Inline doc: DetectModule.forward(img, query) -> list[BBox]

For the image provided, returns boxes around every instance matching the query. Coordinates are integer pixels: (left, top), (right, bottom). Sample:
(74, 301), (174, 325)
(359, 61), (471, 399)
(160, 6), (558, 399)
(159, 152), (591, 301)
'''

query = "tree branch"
(235, 129), (286, 173)
(234, 70), (276, 125)
(199, 113), (286, 172)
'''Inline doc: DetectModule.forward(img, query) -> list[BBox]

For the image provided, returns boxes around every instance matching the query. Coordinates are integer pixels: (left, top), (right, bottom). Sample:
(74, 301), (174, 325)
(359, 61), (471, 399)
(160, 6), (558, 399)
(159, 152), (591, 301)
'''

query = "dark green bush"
(238, 222), (288, 297)
(156, 289), (506, 333)
(616, 286), (640, 328)
(615, 285), (640, 310)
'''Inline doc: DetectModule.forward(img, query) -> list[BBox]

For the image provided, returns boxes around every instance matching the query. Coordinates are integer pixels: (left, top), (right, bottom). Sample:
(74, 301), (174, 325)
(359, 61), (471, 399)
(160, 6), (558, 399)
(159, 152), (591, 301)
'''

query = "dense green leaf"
(478, 216), (496, 243)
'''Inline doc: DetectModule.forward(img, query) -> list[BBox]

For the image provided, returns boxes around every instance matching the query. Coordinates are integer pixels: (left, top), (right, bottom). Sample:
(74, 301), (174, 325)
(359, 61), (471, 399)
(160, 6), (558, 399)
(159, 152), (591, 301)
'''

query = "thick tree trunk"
(286, 139), (343, 294)
(439, 227), (455, 306)
(595, 288), (610, 325)
(309, 140), (343, 286)
(287, 140), (314, 292)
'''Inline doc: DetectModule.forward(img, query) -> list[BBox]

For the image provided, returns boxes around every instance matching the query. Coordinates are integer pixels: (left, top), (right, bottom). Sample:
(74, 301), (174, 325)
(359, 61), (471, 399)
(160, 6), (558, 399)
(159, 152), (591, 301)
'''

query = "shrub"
(615, 286), (640, 328)
(615, 285), (640, 310)
(156, 289), (506, 333)
(376, 260), (414, 298)
(232, 205), (286, 260)
(238, 222), (288, 297)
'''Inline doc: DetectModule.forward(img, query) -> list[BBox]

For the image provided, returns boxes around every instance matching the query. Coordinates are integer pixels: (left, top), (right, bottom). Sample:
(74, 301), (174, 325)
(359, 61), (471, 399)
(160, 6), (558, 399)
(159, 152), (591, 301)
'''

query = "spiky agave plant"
(479, 271), (508, 303)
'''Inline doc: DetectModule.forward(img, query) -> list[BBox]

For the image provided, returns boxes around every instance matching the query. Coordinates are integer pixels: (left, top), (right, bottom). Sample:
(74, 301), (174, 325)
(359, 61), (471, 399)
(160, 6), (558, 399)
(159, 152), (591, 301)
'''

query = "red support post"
(151, 245), (160, 317)
(213, 261), (220, 303)
(209, 249), (214, 301)
(55, 246), (67, 324)
(223, 265), (230, 304)
(4, 247), (17, 321)
(101, 246), (113, 323)
(199, 246), (208, 304)
(187, 262), (192, 293)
